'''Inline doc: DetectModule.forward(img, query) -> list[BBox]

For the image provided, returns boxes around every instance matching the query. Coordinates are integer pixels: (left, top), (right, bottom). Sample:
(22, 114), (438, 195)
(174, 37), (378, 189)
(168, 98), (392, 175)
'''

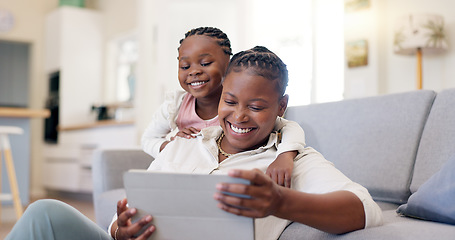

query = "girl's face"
(178, 35), (230, 100)
(218, 68), (288, 154)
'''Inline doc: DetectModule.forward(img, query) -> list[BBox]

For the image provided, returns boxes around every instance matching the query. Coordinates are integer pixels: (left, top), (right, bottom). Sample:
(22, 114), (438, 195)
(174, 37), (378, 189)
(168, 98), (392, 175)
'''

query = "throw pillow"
(397, 154), (455, 225)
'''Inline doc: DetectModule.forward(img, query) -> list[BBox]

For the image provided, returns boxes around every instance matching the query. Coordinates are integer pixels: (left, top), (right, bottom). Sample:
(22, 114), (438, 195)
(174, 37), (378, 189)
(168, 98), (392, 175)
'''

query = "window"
(115, 36), (138, 102)
(248, 0), (312, 106)
(247, 0), (344, 105)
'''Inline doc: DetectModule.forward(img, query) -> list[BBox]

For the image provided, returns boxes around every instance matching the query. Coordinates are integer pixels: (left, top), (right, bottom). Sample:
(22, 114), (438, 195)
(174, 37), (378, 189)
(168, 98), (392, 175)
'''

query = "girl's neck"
(195, 94), (220, 120)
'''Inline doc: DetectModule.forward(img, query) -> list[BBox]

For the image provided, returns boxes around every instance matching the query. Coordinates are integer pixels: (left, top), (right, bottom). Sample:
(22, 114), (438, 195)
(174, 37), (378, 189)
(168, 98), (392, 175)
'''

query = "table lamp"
(393, 14), (448, 89)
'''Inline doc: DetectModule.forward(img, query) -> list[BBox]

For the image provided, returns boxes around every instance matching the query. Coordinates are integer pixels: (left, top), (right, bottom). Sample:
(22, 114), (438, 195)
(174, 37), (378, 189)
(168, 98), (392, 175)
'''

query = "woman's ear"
(278, 94), (289, 117)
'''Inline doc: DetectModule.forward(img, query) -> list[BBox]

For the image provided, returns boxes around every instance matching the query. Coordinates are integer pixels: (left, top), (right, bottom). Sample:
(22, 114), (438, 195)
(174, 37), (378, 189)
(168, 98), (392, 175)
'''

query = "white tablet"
(123, 170), (254, 240)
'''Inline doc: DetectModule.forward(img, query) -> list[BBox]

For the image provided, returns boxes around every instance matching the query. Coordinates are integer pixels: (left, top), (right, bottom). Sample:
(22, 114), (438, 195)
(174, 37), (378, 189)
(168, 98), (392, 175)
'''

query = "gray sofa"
(92, 88), (455, 239)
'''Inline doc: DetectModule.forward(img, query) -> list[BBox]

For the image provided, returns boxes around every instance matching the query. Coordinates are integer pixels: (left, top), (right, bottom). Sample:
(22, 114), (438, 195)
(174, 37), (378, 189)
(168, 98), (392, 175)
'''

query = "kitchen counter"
(59, 120), (135, 131)
(0, 107), (50, 118)
(0, 107), (50, 206)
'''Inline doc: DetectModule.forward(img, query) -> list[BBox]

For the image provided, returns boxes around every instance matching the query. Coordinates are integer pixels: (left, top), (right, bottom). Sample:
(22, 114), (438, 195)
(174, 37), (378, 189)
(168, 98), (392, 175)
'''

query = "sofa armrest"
(92, 148), (154, 229)
(92, 148), (154, 200)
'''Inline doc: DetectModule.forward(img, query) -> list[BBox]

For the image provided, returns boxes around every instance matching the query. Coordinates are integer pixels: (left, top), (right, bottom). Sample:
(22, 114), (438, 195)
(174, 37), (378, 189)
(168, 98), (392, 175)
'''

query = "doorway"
(0, 40), (30, 107)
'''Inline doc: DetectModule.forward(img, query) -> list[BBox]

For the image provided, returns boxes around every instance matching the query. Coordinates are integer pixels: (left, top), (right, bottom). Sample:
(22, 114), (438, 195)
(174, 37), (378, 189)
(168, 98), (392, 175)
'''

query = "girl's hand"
(171, 127), (201, 140)
(214, 169), (285, 218)
(266, 151), (296, 188)
(114, 198), (155, 240)
(160, 127), (201, 152)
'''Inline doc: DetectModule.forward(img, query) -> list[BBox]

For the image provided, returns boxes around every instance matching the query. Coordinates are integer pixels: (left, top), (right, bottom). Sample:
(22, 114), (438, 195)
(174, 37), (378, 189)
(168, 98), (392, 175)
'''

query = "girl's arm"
(274, 117), (306, 155)
(267, 118), (305, 187)
(266, 151), (296, 187)
(141, 91), (186, 158)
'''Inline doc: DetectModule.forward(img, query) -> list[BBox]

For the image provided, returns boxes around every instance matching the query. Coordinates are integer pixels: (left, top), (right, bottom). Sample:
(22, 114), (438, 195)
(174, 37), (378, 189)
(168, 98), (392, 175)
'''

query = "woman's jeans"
(5, 199), (112, 240)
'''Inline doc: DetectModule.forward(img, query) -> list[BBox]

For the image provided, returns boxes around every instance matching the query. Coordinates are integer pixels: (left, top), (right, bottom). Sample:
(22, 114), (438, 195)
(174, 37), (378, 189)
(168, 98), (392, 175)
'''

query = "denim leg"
(5, 199), (112, 240)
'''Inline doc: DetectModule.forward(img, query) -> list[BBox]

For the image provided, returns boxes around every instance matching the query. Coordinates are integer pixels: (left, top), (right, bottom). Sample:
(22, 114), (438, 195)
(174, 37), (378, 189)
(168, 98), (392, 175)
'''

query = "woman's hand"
(114, 198), (155, 240)
(213, 169), (285, 218)
(171, 127), (200, 140)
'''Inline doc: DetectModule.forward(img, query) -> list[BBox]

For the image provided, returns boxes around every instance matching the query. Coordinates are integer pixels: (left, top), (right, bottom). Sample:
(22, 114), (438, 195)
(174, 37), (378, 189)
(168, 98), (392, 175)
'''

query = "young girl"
(141, 27), (306, 187)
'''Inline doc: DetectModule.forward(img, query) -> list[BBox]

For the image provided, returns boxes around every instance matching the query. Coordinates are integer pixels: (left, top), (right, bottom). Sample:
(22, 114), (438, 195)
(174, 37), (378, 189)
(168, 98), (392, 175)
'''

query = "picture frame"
(345, 0), (370, 12)
(346, 39), (368, 68)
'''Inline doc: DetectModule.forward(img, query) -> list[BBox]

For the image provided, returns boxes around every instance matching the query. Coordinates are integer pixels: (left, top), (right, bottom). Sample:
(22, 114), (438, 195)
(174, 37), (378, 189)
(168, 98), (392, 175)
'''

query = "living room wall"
(344, 0), (455, 99)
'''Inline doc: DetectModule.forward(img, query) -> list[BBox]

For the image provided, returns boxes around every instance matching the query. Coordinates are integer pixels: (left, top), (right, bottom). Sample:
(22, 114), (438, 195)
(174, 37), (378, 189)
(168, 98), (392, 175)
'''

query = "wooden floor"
(0, 191), (95, 239)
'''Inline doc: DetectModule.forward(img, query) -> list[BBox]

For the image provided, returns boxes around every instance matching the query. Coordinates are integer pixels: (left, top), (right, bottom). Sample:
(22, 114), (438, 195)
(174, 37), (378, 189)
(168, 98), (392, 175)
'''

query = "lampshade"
(394, 14), (448, 55)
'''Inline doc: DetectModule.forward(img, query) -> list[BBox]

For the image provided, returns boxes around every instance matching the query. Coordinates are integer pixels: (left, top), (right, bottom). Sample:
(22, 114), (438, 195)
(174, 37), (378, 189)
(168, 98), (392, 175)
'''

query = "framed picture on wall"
(346, 39), (368, 68)
(345, 0), (370, 12)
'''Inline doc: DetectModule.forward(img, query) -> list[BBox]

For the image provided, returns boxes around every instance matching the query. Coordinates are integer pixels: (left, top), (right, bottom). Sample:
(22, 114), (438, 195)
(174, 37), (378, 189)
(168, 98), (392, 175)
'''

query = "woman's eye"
(249, 106), (264, 111)
(224, 100), (236, 105)
(201, 62), (212, 67)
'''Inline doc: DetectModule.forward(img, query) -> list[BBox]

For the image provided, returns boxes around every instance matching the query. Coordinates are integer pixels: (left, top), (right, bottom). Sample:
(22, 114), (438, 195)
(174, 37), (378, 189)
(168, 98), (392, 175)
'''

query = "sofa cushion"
(285, 90), (436, 204)
(412, 88), (455, 192)
(278, 210), (455, 240)
(397, 154), (455, 225)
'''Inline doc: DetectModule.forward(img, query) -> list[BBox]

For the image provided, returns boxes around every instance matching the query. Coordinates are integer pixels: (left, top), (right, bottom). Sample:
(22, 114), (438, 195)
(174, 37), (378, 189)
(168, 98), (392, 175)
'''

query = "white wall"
(136, 0), (245, 137)
(135, 0), (345, 136)
(344, 0), (455, 98)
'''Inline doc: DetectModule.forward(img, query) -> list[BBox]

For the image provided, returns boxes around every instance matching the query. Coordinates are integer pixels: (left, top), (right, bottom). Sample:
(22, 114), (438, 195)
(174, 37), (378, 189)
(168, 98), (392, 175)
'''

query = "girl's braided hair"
(179, 27), (232, 56)
(226, 46), (288, 96)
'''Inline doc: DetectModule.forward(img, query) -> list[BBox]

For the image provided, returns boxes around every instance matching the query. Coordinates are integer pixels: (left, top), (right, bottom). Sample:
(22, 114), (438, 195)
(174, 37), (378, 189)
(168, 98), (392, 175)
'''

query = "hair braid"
(226, 46), (289, 96)
(179, 27), (232, 56)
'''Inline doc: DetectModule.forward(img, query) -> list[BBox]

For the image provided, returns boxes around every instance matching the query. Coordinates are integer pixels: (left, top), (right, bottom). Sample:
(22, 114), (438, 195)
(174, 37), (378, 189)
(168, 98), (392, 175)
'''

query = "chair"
(0, 126), (24, 221)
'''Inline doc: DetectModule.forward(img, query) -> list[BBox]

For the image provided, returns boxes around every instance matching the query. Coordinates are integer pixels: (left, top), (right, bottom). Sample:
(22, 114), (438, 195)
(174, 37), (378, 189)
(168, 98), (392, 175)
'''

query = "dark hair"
(179, 27), (232, 56)
(226, 46), (288, 96)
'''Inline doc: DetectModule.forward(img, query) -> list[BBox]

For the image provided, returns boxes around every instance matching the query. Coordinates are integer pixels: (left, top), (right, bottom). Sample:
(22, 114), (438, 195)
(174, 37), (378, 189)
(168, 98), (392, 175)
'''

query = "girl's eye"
(180, 65), (189, 70)
(201, 62), (212, 67)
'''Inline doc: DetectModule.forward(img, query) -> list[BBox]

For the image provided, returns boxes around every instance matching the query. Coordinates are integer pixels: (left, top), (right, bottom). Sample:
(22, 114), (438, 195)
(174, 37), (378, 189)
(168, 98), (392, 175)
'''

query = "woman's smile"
(228, 122), (255, 134)
(218, 68), (287, 154)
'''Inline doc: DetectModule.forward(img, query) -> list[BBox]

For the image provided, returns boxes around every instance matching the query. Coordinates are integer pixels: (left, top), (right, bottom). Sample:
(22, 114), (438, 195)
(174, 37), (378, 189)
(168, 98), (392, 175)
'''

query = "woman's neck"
(218, 132), (269, 159)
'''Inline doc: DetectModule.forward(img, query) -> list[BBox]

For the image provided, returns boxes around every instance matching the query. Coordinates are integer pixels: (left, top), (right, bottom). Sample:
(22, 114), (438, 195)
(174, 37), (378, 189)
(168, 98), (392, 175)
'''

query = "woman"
(112, 46), (382, 240)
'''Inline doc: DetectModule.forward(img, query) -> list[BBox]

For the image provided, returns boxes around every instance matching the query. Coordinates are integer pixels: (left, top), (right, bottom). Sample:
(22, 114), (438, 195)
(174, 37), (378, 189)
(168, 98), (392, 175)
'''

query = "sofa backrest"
(285, 90), (436, 204)
(411, 88), (455, 193)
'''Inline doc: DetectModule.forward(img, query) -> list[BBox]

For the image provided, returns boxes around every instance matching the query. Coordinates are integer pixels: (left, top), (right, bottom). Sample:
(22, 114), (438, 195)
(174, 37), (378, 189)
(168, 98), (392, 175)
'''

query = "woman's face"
(218, 68), (288, 154)
(178, 35), (230, 100)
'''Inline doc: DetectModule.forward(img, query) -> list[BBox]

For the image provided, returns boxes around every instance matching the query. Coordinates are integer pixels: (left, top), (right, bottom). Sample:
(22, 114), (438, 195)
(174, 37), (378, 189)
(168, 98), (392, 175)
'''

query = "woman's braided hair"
(226, 46), (288, 96)
(179, 27), (232, 56)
